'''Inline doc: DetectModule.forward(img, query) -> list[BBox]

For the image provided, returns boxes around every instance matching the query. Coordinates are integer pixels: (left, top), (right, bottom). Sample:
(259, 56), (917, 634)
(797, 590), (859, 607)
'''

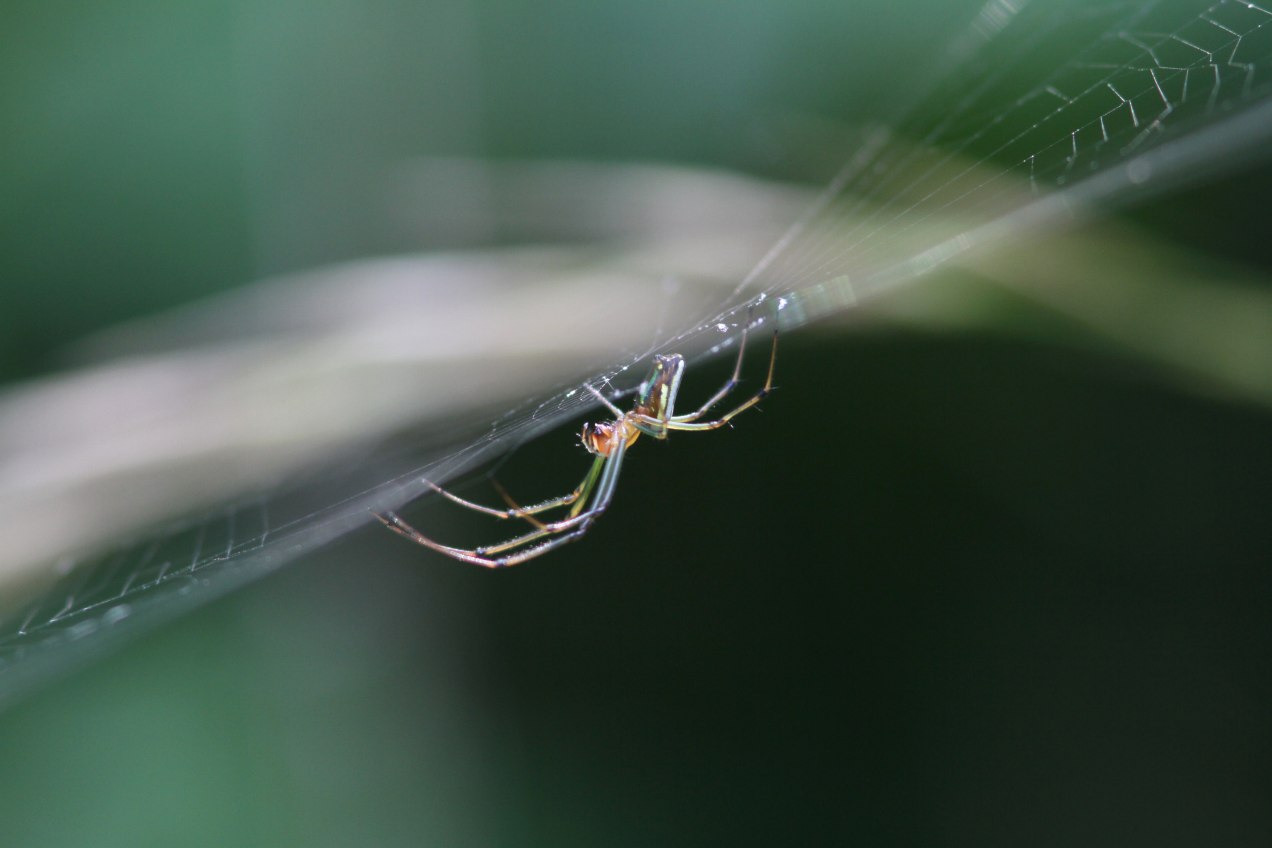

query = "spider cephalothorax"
(581, 420), (639, 457)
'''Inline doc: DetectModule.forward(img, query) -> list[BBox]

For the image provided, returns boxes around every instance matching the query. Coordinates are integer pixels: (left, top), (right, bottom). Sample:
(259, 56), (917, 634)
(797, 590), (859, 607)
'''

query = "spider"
(375, 315), (778, 567)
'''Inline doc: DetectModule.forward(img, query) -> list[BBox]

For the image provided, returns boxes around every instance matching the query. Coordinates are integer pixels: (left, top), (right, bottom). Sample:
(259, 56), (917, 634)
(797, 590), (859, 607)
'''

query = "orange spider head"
(582, 420), (639, 457)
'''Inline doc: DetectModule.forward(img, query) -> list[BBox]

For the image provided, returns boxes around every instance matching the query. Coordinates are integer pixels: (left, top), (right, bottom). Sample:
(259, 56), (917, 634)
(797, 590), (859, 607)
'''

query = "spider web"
(2, 0), (1271, 701)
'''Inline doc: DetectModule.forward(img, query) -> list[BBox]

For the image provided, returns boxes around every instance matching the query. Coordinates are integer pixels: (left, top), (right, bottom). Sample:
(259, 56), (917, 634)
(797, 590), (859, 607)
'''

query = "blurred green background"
(2, 1), (1271, 846)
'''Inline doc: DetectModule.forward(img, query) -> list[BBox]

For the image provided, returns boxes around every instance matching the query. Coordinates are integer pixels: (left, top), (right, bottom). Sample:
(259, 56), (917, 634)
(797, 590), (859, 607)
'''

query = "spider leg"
(586, 383), (625, 418)
(423, 479), (581, 525)
(669, 309), (757, 424)
(605, 382), (642, 401)
(375, 444), (626, 567)
(634, 327), (777, 432)
(473, 445), (622, 556)
(493, 479), (551, 530)
(377, 512), (508, 568)
(377, 508), (591, 564)
(474, 439), (628, 564)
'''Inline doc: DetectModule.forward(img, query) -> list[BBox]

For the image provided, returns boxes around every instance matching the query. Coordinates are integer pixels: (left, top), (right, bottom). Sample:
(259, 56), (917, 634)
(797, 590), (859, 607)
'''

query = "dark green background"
(2, 2), (1270, 845)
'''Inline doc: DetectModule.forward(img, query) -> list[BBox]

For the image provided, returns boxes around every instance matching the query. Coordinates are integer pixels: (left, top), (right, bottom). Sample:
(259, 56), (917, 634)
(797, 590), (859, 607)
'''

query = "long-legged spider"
(376, 314), (777, 567)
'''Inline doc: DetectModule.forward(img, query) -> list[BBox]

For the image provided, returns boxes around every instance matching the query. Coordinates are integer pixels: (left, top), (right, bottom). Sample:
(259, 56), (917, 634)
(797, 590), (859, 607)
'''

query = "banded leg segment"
(374, 448), (621, 567)
(427, 480), (581, 522)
